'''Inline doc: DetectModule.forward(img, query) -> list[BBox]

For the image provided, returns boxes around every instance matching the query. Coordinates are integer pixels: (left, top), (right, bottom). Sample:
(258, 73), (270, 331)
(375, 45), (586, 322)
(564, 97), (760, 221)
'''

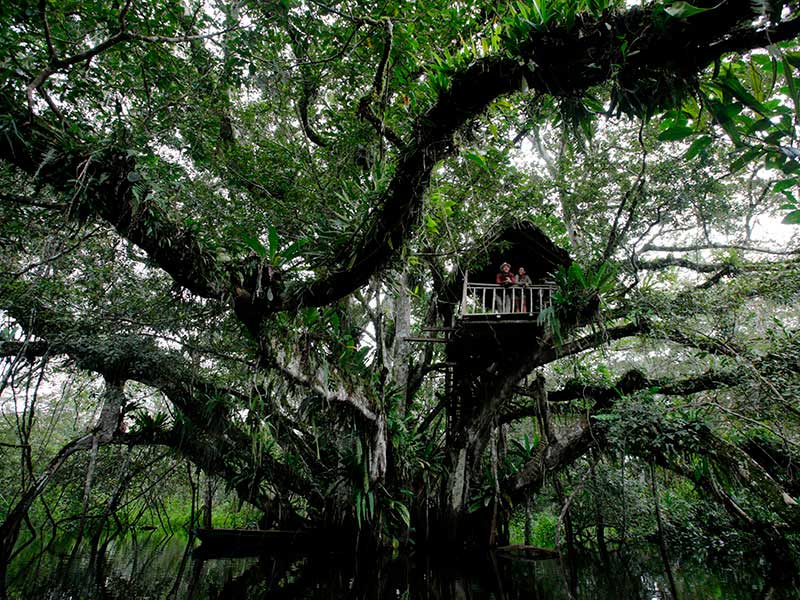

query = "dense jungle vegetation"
(2, 0), (800, 596)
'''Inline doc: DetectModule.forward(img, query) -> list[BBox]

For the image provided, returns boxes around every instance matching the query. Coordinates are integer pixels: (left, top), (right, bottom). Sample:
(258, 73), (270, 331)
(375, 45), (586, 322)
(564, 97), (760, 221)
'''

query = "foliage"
(1, 0), (800, 579)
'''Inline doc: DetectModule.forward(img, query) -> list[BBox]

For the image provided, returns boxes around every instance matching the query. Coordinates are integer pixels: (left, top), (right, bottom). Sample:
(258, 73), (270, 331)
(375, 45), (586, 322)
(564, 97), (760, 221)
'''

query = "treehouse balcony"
(460, 281), (556, 321)
(427, 220), (571, 355)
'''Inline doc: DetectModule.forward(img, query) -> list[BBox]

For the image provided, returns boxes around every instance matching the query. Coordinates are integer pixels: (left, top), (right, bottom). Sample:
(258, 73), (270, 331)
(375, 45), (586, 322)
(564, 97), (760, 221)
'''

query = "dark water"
(4, 533), (796, 599)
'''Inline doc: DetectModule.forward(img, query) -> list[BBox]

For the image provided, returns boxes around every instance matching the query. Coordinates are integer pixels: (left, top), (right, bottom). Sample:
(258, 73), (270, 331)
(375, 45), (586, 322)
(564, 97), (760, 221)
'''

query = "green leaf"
(658, 126), (694, 142)
(729, 147), (764, 173)
(664, 1), (717, 18)
(785, 52), (800, 70)
(774, 178), (797, 194)
(708, 100), (743, 145)
(746, 117), (774, 134)
(716, 67), (769, 117)
(464, 149), (490, 173)
(782, 209), (800, 224)
(394, 502), (411, 527)
(303, 307), (320, 325)
(267, 225), (280, 261)
(684, 135), (712, 159)
(425, 215), (439, 234)
(240, 232), (267, 258)
(279, 238), (309, 263)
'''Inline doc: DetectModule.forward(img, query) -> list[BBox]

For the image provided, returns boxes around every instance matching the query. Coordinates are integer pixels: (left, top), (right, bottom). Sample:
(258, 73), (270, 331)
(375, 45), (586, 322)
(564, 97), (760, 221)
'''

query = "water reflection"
(5, 533), (796, 599)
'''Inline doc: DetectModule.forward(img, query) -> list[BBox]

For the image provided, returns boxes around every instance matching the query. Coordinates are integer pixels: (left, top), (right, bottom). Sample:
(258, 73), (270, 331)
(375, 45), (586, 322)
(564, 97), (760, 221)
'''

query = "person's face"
(502, 265), (510, 273)
(518, 268), (526, 276)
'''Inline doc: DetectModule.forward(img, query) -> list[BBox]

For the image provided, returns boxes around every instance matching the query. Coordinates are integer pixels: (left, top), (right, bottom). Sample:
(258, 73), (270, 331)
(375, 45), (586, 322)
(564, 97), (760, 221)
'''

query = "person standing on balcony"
(516, 266), (532, 313)
(495, 262), (515, 313)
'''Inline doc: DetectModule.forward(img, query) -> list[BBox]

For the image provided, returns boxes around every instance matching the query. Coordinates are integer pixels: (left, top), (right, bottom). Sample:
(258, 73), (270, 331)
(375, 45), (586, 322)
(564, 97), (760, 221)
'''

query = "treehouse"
(419, 220), (574, 391)
(457, 220), (571, 324)
(409, 220), (570, 356)
(430, 221), (574, 544)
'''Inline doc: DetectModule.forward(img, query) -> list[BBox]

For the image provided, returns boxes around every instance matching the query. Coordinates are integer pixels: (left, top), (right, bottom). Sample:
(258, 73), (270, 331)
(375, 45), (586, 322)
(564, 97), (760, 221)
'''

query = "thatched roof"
(462, 219), (571, 284)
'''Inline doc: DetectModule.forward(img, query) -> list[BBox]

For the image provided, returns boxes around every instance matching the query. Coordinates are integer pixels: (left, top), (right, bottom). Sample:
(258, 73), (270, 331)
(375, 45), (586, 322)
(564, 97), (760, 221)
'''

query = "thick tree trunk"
(442, 444), (470, 544)
(390, 269), (412, 413)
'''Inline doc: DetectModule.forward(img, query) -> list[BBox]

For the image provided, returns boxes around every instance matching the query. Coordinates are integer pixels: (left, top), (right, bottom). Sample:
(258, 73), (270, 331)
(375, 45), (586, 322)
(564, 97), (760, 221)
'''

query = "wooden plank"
(402, 336), (453, 343)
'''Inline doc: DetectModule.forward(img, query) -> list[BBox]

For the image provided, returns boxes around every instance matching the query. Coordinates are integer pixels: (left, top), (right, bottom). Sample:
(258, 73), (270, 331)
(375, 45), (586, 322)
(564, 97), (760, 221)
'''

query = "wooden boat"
(495, 544), (559, 560)
(193, 528), (338, 558)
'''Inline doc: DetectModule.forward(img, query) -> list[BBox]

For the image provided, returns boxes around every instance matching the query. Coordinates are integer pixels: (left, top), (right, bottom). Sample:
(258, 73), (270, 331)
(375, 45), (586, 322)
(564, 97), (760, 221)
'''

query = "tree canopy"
(2, 0), (800, 577)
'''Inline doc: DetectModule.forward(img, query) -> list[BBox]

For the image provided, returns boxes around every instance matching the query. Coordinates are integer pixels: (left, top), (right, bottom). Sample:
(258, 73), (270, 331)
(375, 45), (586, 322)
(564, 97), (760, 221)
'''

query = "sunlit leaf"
(665, 1), (718, 18)
(782, 209), (800, 224)
(729, 147), (764, 172)
(684, 135), (712, 159)
(773, 178), (797, 194)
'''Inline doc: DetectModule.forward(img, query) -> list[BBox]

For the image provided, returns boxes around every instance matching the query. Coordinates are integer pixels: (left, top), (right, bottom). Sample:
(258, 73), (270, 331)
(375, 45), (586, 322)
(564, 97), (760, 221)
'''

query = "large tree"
(2, 0), (800, 575)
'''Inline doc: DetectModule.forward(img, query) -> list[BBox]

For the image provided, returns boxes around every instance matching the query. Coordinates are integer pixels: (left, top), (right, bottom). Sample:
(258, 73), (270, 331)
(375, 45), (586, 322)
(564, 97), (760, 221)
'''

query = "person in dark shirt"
(495, 262), (515, 313)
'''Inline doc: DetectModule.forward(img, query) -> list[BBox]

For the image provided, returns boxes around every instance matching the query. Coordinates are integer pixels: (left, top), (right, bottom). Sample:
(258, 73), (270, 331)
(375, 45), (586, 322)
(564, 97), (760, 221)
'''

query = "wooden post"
(461, 270), (469, 317)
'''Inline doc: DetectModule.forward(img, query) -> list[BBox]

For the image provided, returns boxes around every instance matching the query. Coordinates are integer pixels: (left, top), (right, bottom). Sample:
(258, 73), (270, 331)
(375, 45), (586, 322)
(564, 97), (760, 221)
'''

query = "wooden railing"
(460, 282), (556, 318)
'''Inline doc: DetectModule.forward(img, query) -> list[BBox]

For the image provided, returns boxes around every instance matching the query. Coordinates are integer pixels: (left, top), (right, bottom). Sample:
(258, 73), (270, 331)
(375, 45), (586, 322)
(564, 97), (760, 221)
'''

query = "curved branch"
(633, 256), (726, 273)
(7, 1), (800, 323)
(505, 418), (595, 504)
(0, 276), (316, 503)
(0, 377), (124, 564)
(0, 115), (229, 300)
(269, 346), (378, 423)
(284, 19), (333, 148)
(536, 320), (646, 365)
(504, 329), (800, 425)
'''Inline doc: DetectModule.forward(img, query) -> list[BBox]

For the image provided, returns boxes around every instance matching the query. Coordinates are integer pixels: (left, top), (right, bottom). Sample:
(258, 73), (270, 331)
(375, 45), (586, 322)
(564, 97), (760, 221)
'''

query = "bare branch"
(640, 242), (800, 256)
(38, 0), (56, 61)
(0, 193), (65, 210)
(603, 119), (647, 261)
(27, 31), (132, 112)
(26, 16), (242, 115)
(128, 25), (243, 44)
(633, 255), (722, 273)
(357, 20), (405, 150)
(269, 347), (377, 423)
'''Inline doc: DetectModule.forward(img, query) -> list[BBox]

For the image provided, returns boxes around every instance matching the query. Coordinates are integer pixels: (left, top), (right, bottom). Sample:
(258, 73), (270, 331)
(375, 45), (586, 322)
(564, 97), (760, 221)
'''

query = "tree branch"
(0, 341), (49, 360)
(7, 0), (799, 325)
(640, 242), (800, 256)
(269, 346), (378, 423)
(0, 276), (316, 503)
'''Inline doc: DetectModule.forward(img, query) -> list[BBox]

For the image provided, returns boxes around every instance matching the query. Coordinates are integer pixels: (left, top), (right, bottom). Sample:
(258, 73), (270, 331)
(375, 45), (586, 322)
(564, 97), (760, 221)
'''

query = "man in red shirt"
(495, 262), (515, 313)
